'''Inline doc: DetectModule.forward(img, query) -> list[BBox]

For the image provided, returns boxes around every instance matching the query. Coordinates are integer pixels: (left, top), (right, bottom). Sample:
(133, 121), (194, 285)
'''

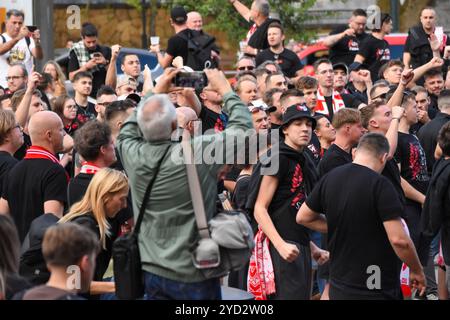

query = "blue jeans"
(144, 271), (221, 300)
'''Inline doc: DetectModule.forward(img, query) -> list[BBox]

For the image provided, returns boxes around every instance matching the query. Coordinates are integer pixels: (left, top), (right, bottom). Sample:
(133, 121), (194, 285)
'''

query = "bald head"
(176, 107), (198, 129)
(187, 11), (203, 31)
(28, 111), (65, 153)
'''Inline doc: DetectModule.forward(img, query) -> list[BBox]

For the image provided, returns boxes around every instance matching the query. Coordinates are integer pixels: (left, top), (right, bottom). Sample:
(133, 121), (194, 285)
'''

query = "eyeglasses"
(65, 104), (78, 109)
(238, 66), (255, 71)
(97, 102), (112, 107)
(5, 76), (24, 81)
(372, 92), (387, 100)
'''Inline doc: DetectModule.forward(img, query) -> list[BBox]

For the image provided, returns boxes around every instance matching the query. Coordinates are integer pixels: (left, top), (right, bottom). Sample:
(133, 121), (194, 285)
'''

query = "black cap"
(281, 104), (316, 130)
(171, 6), (187, 24)
(333, 62), (349, 74)
(348, 62), (369, 73)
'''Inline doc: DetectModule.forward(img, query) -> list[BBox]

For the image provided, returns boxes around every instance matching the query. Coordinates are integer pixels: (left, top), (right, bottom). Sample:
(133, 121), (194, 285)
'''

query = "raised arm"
(322, 28), (355, 48)
(0, 26), (28, 55)
(229, 0), (251, 22)
(15, 71), (40, 128)
(105, 44), (121, 89)
(384, 106), (404, 160)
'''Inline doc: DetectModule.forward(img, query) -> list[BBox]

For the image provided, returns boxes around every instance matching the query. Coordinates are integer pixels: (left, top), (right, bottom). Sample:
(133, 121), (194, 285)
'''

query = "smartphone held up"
(173, 71), (208, 90)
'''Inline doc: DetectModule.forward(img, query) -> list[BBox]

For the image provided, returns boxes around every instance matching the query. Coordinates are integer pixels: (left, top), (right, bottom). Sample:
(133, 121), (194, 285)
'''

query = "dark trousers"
(268, 242), (312, 300)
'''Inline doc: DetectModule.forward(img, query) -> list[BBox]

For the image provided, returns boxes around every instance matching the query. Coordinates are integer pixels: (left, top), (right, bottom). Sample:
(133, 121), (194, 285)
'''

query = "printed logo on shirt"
(376, 48), (391, 61)
(347, 39), (359, 52)
(7, 47), (26, 65)
(307, 143), (320, 161)
(408, 142), (428, 182)
(290, 163), (305, 209)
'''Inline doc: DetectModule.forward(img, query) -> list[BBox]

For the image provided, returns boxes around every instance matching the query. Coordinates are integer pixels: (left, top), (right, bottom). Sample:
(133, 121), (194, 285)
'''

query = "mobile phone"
(173, 71), (208, 90)
(27, 25), (38, 32)
(91, 52), (102, 59)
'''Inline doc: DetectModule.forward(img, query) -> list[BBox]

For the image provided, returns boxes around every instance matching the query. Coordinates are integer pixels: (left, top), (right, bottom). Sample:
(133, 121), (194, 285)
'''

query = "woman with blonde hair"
(42, 60), (67, 97)
(59, 168), (129, 298)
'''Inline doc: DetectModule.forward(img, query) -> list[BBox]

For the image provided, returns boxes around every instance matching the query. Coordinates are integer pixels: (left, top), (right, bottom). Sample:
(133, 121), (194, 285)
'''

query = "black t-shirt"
(382, 159), (406, 215)
(255, 48), (303, 78)
(75, 101), (97, 124)
(0, 151), (18, 195)
(2, 159), (67, 242)
(329, 25), (368, 66)
(265, 142), (311, 246)
(417, 112), (450, 174)
(68, 45), (112, 98)
(199, 106), (228, 134)
(357, 35), (390, 82)
(306, 163), (404, 298)
(341, 93), (363, 109)
(317, 143), (352, 178)
(248, 18), (280, 51)
(394, 132), (430, 197)
(232, 174), (251, 211)
(167, 29), (190, 64)
(13, 133), (31, 160)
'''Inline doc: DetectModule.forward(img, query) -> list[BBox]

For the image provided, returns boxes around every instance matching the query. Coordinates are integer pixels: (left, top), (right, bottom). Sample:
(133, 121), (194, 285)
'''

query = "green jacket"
(116, 91), (252, 282)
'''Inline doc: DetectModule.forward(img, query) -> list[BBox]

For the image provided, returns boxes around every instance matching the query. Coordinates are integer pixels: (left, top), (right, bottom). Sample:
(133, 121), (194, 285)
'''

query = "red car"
(298, 33), (408, 75)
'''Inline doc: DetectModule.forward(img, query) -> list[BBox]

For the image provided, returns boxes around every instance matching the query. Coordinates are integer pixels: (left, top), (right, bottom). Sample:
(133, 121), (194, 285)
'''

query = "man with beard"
(199, 84), (228, 134)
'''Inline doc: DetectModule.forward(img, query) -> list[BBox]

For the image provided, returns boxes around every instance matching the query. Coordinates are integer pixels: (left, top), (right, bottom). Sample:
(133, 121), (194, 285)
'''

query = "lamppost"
(390, 0), (405, 32)
(141, 0), (148, 48)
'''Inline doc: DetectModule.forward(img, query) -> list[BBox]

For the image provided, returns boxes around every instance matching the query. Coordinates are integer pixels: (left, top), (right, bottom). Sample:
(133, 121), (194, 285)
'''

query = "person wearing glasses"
(115, 74), (137, 97)
(255, 22), (303, 81)
(95, 85), (117, 122)
(4, 63), (27, 94)
(0, 9), (43, 90)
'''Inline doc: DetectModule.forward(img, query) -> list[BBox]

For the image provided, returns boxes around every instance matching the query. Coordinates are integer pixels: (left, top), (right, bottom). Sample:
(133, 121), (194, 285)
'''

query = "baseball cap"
(333, 62), (349, 74)
(171, 6), (188, 24)
(281, 104), (316, 130)
(117, 75), (137, 88)
(248, 99), (277, 113)
(118, 93), (141, 105)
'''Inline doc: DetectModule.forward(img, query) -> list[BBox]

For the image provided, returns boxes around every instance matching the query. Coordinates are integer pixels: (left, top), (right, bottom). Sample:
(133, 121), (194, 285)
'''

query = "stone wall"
(53, 5), (236, 68)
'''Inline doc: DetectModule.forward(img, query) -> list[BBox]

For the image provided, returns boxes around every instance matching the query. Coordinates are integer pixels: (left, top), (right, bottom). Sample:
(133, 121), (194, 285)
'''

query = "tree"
(169, 0), (322, 44)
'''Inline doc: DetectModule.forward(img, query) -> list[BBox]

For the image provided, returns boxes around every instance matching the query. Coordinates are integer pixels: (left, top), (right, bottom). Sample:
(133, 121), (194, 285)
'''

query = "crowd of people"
(0, 0), (450, 301)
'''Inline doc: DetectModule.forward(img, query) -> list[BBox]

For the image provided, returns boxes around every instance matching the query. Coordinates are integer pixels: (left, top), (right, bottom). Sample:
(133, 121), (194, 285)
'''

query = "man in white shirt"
(0, 9), (43, 89)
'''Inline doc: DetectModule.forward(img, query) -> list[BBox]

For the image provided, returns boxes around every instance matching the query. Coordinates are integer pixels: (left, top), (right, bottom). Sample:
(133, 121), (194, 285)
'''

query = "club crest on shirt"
(347, 39), (359, 51)
(376, 48), (391, 61)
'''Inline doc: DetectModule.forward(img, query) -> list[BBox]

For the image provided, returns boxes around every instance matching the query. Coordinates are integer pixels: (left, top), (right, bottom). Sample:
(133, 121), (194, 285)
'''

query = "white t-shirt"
(0, 33), (35, 88)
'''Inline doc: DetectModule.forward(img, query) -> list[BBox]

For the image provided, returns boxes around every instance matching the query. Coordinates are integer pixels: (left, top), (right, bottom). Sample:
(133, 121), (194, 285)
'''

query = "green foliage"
(167, 0), (322, 44)
(125, 0), (144, 12)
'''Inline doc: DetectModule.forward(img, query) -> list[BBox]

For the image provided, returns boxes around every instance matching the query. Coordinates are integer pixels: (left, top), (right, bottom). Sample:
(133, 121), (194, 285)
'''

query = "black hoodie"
(245, 141), (319, 246)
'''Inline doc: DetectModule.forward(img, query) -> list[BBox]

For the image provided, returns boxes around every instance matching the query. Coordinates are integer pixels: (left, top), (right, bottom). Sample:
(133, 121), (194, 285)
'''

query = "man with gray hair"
(229, 0), (280, 56)
(116, 68), (252, 300)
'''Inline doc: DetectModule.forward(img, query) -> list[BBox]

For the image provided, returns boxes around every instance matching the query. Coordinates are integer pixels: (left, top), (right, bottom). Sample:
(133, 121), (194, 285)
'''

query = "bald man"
(176, 106), (198, 136)
(186, 11), (221, 65)
(0, 111), (67, 242)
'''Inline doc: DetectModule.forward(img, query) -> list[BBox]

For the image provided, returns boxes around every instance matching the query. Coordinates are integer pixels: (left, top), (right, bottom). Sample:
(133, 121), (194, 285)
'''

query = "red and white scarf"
(24, 145), (69, 181)
(24, 145), (60, 163)
(315, 87), (346, 117)
(247, 228), (276, 300)
(80, 161), (101, 174)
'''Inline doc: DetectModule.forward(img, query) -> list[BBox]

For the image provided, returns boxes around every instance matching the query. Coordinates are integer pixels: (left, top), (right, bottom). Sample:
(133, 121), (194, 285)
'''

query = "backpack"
(178, 30), (218, 71)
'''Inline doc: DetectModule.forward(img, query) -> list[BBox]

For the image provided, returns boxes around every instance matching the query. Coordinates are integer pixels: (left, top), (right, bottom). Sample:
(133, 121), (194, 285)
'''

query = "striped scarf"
(247, 228), (276, 300)
(24, 146), (69, 181)
(80, 162), (101, 174)
(315, 87), (346, 117)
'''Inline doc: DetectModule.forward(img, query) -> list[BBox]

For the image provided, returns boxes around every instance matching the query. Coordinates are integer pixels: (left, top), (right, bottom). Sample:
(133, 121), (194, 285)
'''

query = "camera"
(173, 71), (208, 90)
(27, 25), (38, 32)
(91, 52), (102, 59)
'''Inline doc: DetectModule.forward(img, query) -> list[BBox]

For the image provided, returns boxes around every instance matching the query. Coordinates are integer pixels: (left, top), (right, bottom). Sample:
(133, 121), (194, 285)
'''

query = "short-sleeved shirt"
(75, 101), (97, 124)
(247, 18), (280, 51)
(306, 163), (404, 298)
(2, 159), (67, 242)
(394, 132), (430, 197)
(0, 34), (35, 88)
(166, 29), (190, 64)
(317, 143), (352, 178)
(199, 106), (228, 134)
(329, 25), (368, 66)
(68, 44), (111, 98)
(357, 34), (390, 82)
(255, 48), (303, 78)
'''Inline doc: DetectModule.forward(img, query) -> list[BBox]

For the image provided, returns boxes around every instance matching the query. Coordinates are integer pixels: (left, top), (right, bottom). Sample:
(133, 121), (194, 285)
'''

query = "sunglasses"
(238, 66), (255, 71)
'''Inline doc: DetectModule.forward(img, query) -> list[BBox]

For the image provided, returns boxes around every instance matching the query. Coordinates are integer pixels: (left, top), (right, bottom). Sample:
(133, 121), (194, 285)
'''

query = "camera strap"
(181, 130), (211, 240)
